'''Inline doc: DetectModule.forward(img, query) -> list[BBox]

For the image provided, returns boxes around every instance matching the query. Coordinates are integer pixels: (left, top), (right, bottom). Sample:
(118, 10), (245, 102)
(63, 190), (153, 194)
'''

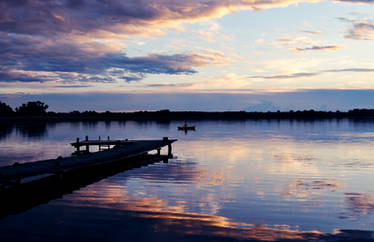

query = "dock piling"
(76, 137), (80, 153)
(168, 144), (172, 157)
(85, 136), (89, 152)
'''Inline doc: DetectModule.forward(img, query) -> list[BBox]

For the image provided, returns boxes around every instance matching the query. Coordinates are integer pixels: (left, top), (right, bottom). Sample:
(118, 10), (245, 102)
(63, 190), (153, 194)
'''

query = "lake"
(1, 119), (374, 241)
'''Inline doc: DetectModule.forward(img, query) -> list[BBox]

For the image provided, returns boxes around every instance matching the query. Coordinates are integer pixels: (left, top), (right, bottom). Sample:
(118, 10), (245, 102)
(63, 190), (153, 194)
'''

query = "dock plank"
(0, 139), (177, 182)
(71, 139), (133, 147)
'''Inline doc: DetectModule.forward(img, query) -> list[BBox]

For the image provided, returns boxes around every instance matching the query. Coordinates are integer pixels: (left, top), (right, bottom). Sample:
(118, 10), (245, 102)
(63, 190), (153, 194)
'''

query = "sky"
(1, 0), (374, 111)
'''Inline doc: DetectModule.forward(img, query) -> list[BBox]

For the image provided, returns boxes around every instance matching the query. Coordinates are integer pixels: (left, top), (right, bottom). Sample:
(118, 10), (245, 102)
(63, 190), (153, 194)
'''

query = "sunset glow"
(1, 0), (374, 110)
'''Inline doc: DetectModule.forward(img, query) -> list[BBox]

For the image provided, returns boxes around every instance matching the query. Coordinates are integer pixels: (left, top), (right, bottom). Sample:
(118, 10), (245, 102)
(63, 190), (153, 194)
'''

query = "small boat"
(178, 126), (195, 131)
(178, 122), (195, 131)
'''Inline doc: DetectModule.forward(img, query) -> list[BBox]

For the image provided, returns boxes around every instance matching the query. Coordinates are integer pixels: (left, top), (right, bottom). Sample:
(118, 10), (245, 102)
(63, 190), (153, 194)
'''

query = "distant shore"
(2, 109), (374, 122)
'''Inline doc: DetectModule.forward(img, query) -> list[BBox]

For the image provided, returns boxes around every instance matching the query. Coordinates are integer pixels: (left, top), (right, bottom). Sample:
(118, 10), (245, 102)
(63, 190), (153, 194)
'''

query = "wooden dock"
(0, 137), (177, 190)
(0, 153), (171, 218)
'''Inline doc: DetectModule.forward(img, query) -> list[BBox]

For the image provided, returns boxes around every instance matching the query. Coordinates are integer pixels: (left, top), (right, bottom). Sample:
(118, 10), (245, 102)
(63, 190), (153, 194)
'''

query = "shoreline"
(2, 109), (374, 121)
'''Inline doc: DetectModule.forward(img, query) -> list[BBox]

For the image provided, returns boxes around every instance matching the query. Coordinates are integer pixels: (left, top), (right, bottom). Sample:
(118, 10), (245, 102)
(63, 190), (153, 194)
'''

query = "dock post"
(76, 137), (80, 153)
(108, 136), (110, 149)
(168, 144), (172, 157)
(99, 136), (101, 151)
(85, 136), (89, 153)
(157, 148), (161, 156)
(163, 156), (169, 163)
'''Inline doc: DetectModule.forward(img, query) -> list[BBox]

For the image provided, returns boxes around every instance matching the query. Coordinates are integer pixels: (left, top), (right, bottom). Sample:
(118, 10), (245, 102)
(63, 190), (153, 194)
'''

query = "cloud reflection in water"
(2, 120), (374, 240)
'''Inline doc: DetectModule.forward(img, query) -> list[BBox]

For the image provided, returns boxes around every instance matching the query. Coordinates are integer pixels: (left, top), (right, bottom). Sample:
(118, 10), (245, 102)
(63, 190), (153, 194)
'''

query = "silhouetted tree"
(70, 110), (81, 115)
(0, 101), (14, 116)
(16, 101), (49, 116)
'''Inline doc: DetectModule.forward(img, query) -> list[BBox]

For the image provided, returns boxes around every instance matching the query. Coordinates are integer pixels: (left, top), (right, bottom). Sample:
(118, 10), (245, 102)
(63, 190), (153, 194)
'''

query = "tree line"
(1, 100), (374, 119)
(0, 101), (49, 116)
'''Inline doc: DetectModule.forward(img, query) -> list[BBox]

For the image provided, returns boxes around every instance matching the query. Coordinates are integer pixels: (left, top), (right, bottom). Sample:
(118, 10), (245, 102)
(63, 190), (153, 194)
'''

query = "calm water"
(1, 120), (374, 241)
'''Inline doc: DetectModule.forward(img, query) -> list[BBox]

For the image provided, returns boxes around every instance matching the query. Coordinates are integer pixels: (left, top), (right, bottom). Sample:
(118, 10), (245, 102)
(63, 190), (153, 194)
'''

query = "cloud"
(0, 50), (219, 83)
(249, 67), (374, 80)
(275, 36), (343, 53)
(338, 0), (374, 3)
(0, 0), (277, 39)
(0, 31), (226, 83)
(146, 83), (195, 88)
(339, 18), (374, 40)
(346, 21), (374, 40)
(1, 0), (373, 85)
(1, 0), (373, 39)
(198, 21), (221, 43)
(301, 30), (322, 35)
(1, 1), (237, 84)
(53, 85), (93, 88)
(0, 70), (48, 83)
(326, 68), (374, 72)
(249, 72), (318, 79)
(294, 45), (344, 52)
(276, 36), (312, 45)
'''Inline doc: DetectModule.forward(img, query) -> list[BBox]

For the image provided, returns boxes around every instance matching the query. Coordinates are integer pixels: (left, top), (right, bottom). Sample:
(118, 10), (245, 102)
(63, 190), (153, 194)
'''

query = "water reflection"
(2, 118), (374, 142)
(281, 179), (342, 201)
(122, 160), (203, 183)
(0, 121), (49, 140)
(2, 173), (371, 241)
(1, 120), (374, 241)
(345, 192), (374, 216)
(16, 122), (49, 138)
(0, 122), (13, 140)
(82, 120), (98, 130)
